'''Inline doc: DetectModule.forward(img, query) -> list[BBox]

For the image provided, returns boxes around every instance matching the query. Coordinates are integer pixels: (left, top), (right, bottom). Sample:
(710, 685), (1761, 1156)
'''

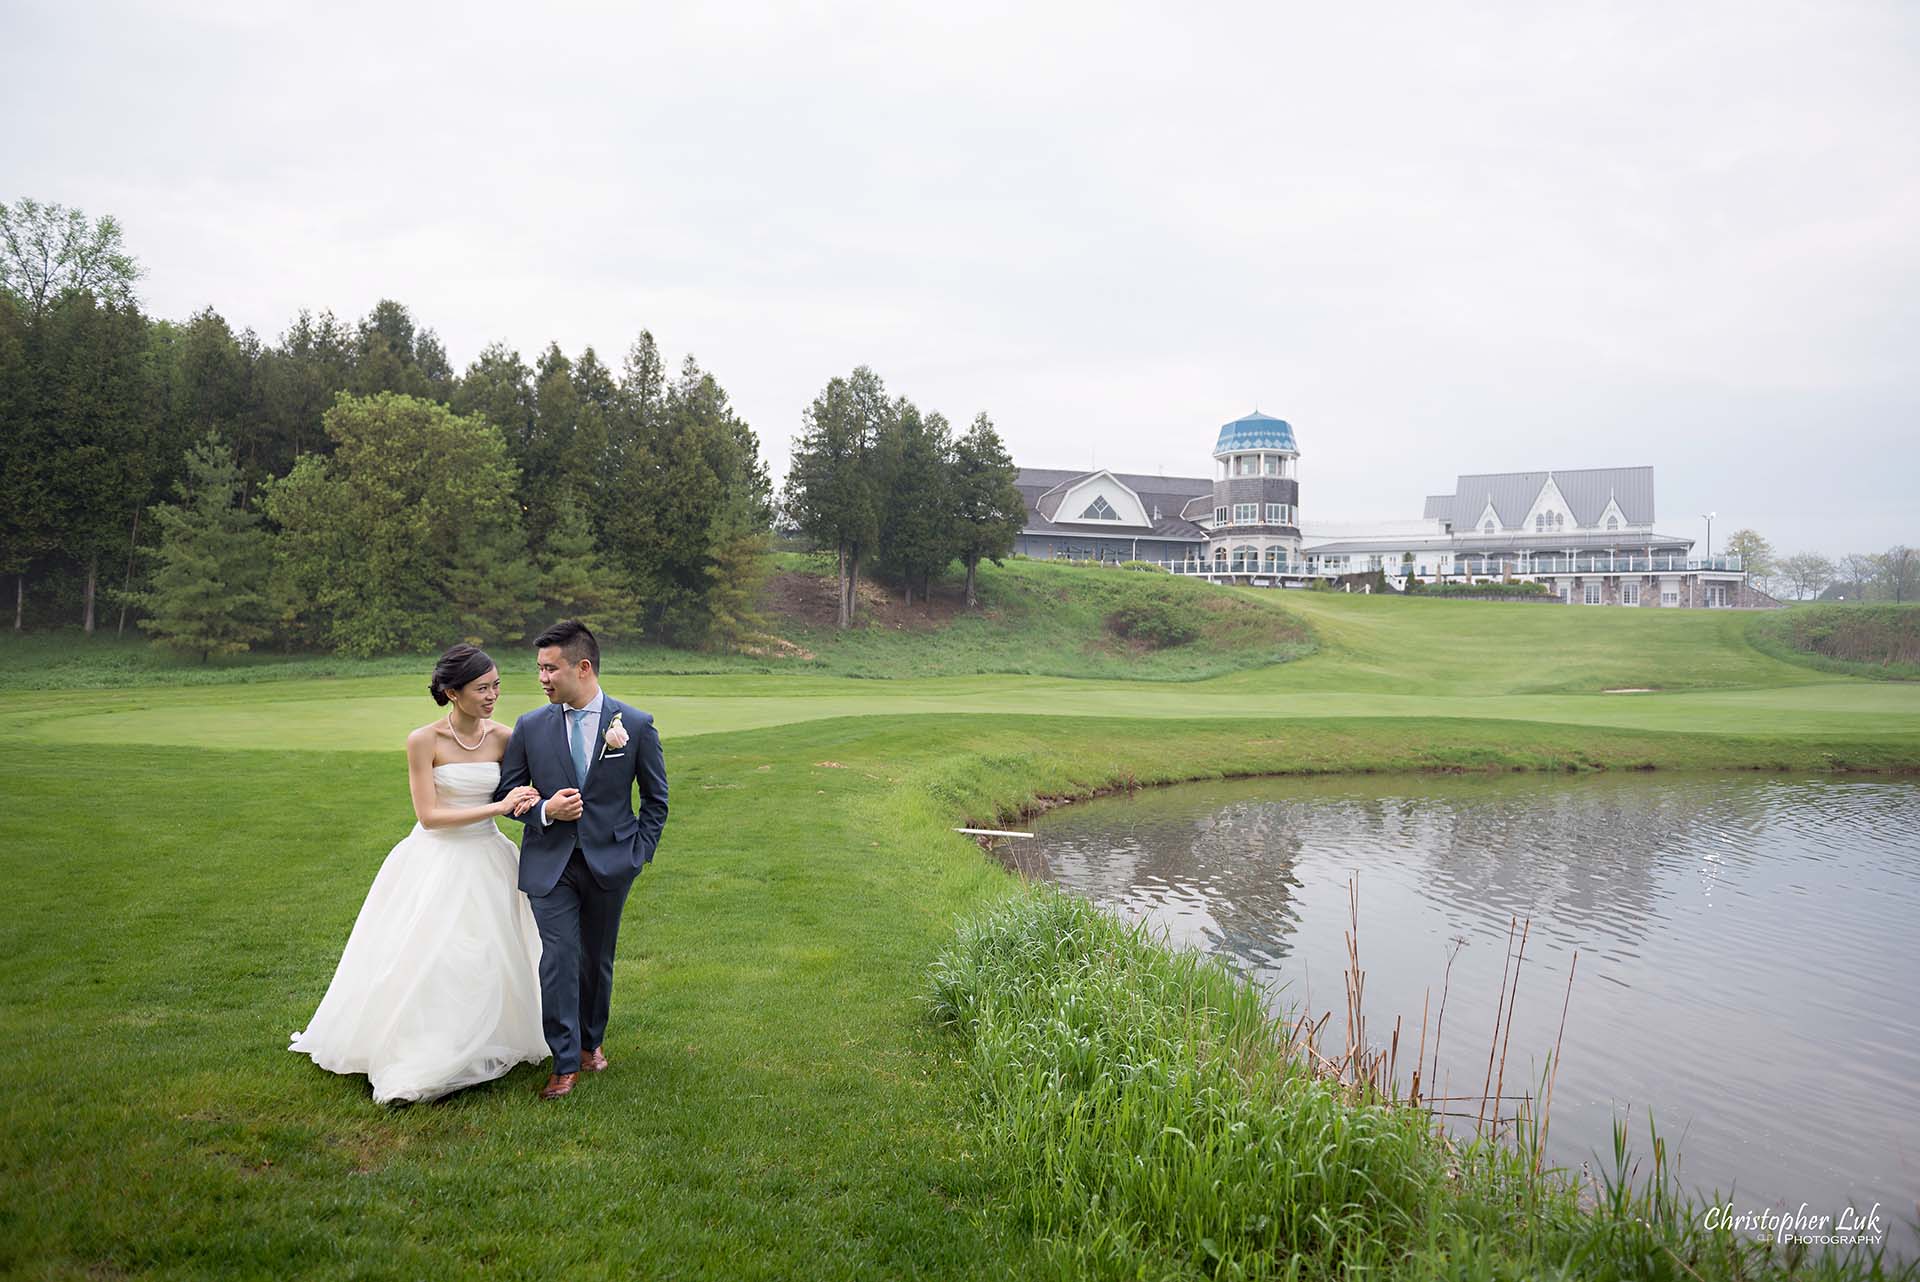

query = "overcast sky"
(7, 0), (1916, 555)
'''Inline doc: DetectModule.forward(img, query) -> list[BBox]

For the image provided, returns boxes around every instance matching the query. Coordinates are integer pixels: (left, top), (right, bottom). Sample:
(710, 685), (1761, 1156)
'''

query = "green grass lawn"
(3, 565), (1917, 1279)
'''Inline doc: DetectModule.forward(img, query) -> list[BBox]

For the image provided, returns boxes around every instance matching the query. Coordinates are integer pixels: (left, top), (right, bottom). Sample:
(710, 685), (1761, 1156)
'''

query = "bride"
(290, 644), (549, 1104)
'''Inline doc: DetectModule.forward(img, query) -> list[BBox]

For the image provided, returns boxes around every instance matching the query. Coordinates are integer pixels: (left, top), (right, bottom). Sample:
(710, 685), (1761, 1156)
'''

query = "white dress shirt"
(540, 690), (605, 827)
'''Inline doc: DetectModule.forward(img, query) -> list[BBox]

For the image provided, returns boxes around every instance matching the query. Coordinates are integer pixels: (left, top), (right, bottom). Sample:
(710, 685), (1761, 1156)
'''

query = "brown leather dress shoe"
(580, 1047), (609, 1073)
(538, 1072), (578, 1100)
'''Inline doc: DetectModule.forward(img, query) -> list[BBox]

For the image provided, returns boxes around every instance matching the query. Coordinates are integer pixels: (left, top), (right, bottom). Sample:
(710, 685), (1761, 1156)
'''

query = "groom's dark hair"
(534, 618), (600, 675)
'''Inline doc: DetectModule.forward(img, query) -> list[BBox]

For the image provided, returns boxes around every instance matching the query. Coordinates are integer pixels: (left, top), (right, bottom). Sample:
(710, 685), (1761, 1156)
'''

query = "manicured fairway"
(3, 587), (1916, 1279)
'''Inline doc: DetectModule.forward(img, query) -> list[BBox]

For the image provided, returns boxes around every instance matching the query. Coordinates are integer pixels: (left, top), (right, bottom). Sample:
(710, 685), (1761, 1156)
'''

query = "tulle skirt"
(290, 819), (547, 1104)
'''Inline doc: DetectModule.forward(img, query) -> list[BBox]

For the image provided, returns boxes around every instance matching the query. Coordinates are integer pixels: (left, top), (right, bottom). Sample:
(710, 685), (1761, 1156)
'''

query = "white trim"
(1522, 475), (1575, 534)
(1052, 471), (1152, 528)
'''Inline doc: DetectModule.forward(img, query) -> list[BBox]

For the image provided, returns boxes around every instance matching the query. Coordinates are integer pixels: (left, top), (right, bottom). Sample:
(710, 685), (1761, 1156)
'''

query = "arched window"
(1555, 512), (1566, 528)
(1263, 547), (1280, 572)
(1483, 520), (1495, 534)
(1606, 515), (1619, 530)
(1079, 495), (1118, 521)
(1231, 545), (1257, 572)
(1535, 514), (1544, 531)
(1213, 547), (1227, 568)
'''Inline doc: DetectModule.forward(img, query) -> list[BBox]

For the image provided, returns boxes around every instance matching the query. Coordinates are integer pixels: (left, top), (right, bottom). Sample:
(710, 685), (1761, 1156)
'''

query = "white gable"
(1473, 497), (1502, 534)
(1595, 493), (1632, 533)
(1521, 475), (1575, 533)
(1056, 471), (1151, 527)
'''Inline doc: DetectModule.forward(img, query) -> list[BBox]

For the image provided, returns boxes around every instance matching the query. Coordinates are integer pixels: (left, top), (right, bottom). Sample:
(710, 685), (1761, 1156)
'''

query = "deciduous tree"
(265, 393), (533, 655)
(1775, 552), (1834, 601)
(1879, 545), (1918, 603)
(1723, 528), (1773, 579)
(0, 198), (142, 318)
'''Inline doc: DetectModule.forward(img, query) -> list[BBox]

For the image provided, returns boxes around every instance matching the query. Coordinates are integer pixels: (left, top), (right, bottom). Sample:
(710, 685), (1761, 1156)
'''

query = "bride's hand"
(501, 786), (541, 817)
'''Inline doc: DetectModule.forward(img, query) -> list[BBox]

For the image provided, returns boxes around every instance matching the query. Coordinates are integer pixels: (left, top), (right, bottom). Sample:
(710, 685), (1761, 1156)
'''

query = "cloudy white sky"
(7, 0), (1916, 555)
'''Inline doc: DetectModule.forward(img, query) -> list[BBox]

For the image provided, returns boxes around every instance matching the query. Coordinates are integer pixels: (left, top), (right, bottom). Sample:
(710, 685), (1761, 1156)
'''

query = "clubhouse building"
(1013, 411), (1772, 608)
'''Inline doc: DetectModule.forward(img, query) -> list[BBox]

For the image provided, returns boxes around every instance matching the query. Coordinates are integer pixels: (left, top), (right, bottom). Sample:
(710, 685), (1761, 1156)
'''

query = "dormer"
(1473, 495), (1502, 535)
(1039, 470), (1152, 528)
(1595, 491), (1631, 533)
(1522, 474), (1575, 534)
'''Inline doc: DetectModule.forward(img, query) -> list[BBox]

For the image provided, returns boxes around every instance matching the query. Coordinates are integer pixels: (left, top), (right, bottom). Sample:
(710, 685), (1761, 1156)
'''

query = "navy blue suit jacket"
(494, 695), (669, 896)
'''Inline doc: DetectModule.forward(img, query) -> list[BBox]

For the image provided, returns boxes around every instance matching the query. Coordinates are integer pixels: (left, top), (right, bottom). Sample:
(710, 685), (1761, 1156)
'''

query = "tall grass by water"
(928, 890), (1911, 1280)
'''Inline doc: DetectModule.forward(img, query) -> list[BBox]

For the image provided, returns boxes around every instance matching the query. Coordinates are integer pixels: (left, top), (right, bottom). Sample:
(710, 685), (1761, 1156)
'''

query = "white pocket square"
(601, 751), (627, 759)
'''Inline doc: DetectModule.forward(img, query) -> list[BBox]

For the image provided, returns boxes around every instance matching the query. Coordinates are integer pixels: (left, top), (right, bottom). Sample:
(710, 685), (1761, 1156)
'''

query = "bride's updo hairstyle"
(429, 644), (496, 706)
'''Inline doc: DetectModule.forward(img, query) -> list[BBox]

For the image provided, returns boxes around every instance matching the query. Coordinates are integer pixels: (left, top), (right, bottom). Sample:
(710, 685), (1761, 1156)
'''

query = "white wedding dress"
(290, 761), (547, 1104)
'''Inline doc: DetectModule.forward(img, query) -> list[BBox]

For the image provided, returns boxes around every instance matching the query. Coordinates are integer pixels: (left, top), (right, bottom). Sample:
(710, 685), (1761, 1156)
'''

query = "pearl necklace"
(446, 712), (487, 752)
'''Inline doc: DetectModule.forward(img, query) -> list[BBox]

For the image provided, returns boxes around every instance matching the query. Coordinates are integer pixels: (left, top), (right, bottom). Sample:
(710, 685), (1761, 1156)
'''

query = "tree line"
(1722, 530), (1917, 603)
(1, 196), (1032, 658)
(1, 198), (773, 657)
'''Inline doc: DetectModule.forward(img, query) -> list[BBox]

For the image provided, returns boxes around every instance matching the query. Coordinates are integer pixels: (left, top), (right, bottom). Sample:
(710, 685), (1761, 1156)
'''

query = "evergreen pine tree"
(703, 494), (773, 653)
(537, 492), (639, 637)
(951, 412), (1027, 608)
(876, 402), (956, 605)
(135, 430), (270, 660)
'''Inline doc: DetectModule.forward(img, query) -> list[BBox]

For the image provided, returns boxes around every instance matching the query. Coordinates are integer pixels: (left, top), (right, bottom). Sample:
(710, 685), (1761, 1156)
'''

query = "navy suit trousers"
(529, 849), (634, 1074)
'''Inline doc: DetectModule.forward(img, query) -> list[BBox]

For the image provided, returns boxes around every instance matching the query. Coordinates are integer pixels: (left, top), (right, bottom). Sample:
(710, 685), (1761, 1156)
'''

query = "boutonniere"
(598, 711), (629, 760)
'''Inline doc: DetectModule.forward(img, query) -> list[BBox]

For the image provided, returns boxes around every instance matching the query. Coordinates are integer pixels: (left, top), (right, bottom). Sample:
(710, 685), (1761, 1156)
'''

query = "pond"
(1010, 772), (1918, 1259)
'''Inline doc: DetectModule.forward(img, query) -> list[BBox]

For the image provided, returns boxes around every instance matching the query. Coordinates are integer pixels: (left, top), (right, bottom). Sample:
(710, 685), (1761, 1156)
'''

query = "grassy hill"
(758, 554), (1314, 679)
(2, 564), (1917, 1279)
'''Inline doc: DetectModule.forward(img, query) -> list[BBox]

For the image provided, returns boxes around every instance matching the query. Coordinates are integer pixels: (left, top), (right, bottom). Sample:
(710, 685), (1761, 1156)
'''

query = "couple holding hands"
(290, 619), (670, 1103)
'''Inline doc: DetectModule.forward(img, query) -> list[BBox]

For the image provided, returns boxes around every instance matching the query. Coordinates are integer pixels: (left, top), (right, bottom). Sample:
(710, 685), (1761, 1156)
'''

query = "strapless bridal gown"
(290, 761), (547, 1103)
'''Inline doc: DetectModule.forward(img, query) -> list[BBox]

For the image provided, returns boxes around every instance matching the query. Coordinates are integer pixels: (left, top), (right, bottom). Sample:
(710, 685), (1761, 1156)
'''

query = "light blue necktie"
(568, 707), (590, 783)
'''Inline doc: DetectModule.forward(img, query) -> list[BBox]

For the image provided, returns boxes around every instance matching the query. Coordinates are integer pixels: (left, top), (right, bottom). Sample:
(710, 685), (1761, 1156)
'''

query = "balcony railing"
(1045, 555), (1745, 579)
(1506, 555), (1742, 574)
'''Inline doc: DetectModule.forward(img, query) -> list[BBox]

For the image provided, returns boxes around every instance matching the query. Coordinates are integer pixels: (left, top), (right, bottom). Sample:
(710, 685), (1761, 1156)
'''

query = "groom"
(495, 619), (669, 1100)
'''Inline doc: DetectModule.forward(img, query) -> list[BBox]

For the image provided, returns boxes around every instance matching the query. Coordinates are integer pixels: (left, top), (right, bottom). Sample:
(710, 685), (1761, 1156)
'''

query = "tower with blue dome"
(1206, 410), (1302, 573)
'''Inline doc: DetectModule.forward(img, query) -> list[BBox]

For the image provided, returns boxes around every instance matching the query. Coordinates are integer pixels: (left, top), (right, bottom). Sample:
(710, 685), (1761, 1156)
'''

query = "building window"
(1230, 545), (1257, 572)
(1234, 455), (1258, 477)
(1483, 520), (1496, 534)
(1213, 547), (1227, 568)
(1606, 515), (1619, 530)
(1233, 503), (1257, 524)
(1263, 547), (1280, 571)
(1262, 455), (1279, 475)
(1706, 584), (1727, 607)
(1661, 589), (1678, 606)
(1584, 582), (1602, 605)
(1214, 506), (1228, 526)
(1079, 495), (1118, 521)
(1264, 502), (1283, 523)
(1557, 585), (1571, 603)
(1622, 583), (1640, 606)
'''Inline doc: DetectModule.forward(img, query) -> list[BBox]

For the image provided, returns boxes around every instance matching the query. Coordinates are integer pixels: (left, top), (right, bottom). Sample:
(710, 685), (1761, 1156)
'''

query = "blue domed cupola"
(1213, 410), (1297, 458)
(1207, 409), (1303, 558)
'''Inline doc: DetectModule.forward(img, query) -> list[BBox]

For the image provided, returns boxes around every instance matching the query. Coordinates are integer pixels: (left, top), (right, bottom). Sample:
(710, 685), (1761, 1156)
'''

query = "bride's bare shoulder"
(406, 722), (444, 750)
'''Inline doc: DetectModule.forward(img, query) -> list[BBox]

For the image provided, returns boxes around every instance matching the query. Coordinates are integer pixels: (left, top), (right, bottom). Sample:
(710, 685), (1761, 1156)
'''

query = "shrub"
(1106, 598), (1199, 648)
(1117, 559), (1169, 573)
(1416, 581), (1554, 599)
(1750, 603), (1920, 679)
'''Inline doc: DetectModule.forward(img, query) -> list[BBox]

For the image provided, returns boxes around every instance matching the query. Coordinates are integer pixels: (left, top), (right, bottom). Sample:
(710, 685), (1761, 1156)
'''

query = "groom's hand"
(547, 788), (584, 822)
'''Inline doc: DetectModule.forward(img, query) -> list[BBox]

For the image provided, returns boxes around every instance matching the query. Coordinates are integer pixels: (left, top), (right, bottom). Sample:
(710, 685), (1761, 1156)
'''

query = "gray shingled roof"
(1017, 468), (1212, 540)
(1434, 466), (1654, 529)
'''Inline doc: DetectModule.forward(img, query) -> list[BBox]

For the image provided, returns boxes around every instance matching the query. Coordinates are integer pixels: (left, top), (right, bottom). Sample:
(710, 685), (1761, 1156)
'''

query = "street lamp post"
(1702, 511), (1716, 562)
